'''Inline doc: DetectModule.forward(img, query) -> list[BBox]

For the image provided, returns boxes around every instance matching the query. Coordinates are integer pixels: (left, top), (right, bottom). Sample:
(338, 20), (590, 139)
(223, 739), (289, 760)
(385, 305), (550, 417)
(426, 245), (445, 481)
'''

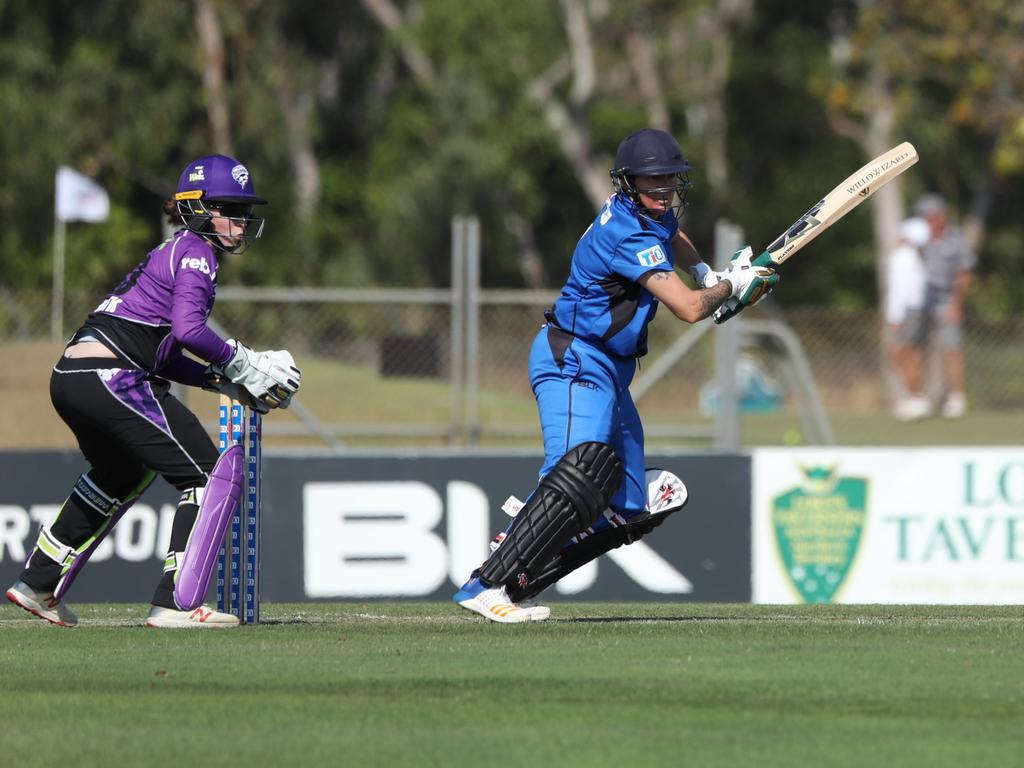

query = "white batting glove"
(712, 297), (743, 325)
(689, 262), (726, 289)
(729, 246), (754, 269)
(723, 246), (779, 306)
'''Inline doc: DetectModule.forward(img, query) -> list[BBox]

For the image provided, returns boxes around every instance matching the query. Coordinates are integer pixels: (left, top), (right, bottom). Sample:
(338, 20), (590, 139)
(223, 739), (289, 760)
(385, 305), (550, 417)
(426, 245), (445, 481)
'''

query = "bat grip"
(713, 298), (745, 325)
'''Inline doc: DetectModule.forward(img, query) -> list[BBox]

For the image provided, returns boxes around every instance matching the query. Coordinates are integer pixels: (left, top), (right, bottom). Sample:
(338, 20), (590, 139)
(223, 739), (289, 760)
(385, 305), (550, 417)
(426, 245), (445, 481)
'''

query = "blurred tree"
(725, 1), (870, 308)
(0, 0), (1020, 320)
(358, 0), (757, 287)
(824, 0), (1024, 310)
(359, 0), (571, 287)
(0, 1), (204, 301)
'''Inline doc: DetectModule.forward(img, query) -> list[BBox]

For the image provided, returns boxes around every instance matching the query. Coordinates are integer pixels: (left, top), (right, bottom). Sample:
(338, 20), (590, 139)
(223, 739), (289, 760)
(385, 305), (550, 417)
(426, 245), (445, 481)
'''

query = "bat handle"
(714, 248), (776, 324)
(713, 297), (745, 325)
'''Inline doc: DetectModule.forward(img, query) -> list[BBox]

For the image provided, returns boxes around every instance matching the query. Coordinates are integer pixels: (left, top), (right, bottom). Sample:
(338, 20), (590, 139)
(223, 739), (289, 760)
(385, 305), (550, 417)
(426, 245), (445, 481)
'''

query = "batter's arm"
(639, 269), (731, 324)
(671, 228), (702, 270)
(673, 229), (726, 289)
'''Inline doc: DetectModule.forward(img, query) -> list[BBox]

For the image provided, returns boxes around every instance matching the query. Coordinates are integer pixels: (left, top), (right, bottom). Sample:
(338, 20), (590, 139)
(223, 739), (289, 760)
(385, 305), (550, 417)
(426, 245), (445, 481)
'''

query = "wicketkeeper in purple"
(5, 155), (300, 628)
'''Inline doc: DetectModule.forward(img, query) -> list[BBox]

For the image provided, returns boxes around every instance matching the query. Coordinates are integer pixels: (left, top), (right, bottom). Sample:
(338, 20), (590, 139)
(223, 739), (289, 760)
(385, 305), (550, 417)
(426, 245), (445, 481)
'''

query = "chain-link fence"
(3, 281), (1021, 450)
(3, 217), (1021, 449)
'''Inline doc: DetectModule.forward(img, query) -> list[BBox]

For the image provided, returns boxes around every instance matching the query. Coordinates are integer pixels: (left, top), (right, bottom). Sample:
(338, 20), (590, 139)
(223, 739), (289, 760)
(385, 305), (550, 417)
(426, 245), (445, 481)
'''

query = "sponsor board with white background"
(0, 451), (751, 603)
(753, 447), (1024, 604)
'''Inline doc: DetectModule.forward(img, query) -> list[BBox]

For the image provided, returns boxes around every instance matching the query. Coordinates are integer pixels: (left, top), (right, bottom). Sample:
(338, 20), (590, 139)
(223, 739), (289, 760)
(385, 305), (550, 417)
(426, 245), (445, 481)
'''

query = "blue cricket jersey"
(546, 193), (677, 358)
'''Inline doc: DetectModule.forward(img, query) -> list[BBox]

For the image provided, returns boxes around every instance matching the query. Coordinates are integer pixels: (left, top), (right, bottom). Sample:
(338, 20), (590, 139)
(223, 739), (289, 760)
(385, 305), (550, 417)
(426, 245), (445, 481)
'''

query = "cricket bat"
(714, 141), (919, 323)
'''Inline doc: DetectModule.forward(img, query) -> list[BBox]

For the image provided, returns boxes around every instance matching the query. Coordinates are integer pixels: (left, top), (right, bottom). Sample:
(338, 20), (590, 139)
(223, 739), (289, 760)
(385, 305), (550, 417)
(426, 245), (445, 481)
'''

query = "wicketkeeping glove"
(201, 368), (272, 414)
(217, 340), (302, 408)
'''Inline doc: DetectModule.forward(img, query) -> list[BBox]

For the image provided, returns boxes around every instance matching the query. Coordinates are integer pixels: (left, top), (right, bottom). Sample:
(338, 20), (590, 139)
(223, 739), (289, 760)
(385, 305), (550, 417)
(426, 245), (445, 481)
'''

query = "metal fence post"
(51, 218), (66, 340)
(464, 215), (481, 444)
(713, 220), (743, 451)
(450, 216), (466, 444)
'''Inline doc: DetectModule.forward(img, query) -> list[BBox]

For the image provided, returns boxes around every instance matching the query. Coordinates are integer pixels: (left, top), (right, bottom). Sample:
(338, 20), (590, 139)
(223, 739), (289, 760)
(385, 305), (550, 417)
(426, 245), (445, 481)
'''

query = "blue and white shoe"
(454, 577), (547, 623)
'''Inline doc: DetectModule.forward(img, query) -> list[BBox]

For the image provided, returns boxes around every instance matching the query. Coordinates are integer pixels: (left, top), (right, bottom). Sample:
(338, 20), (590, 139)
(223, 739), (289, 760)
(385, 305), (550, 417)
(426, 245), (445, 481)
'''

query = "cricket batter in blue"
(5, 155), (301, 628)
(455, 129), (778, 622)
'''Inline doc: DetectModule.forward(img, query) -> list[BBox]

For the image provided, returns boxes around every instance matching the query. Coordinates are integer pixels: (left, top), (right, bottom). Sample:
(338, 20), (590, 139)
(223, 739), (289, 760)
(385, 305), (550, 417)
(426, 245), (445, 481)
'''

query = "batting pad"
(478, 442), (622, 591)
(510, 468), (688, 602)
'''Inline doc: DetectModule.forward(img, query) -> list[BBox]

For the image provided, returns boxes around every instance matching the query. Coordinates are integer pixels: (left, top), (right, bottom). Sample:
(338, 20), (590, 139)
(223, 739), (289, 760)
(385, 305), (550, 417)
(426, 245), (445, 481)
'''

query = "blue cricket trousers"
(528, 325), (647, 517)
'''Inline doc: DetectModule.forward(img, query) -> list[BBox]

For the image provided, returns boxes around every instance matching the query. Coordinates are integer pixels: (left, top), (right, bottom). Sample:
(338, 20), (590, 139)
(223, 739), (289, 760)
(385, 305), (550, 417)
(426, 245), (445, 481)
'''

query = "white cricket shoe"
(6, 580), (79, 627)
(520, 599), (552, 622)
(146, 605), (240, 628)
(942, 392), (966, 419)
(895, 394), (931, 422)
(454, 578), (538, 623)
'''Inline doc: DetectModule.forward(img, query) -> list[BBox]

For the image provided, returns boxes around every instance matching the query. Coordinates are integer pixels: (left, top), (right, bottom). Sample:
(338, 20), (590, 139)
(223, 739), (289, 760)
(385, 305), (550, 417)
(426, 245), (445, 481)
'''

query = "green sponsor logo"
(773, 465), (868, 603)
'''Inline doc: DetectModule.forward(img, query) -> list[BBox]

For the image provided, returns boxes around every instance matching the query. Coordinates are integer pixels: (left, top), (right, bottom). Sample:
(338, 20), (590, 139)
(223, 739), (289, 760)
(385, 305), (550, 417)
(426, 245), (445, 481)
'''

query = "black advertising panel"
(0, 451), (751, 603)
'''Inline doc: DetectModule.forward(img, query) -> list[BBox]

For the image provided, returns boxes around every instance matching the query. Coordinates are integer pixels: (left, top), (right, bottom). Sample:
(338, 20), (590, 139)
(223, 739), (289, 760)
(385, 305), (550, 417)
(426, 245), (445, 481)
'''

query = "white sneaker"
(455, 578), (535, 624)
(942, 392), (966, 419)
(6, 580), (78, 627)
(895, 394), (931, 422)
(146, 605), (240, 628)
(519, 599), (551, 622)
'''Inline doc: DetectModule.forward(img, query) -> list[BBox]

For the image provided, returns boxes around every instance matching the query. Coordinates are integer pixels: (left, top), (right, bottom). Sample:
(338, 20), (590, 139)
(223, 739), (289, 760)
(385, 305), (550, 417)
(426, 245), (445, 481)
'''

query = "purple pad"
(173, 444), (244, 610)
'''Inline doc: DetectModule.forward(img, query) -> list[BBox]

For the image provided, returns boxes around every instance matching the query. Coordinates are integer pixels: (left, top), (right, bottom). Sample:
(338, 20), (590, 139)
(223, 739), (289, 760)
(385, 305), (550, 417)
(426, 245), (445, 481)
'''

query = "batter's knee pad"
(477, 441), (623, 592)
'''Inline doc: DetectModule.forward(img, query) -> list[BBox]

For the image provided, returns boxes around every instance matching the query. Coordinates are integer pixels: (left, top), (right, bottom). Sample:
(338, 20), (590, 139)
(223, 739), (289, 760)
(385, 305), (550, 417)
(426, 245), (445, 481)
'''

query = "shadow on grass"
(564, 615), (740, 623)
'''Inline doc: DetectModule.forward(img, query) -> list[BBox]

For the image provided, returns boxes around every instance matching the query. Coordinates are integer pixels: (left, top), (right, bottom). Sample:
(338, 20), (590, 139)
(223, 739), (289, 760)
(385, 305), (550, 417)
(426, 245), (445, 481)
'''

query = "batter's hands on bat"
(689, 261), (726, 289)
(713, 247), (779, 324)
(724, 247), (779, 304)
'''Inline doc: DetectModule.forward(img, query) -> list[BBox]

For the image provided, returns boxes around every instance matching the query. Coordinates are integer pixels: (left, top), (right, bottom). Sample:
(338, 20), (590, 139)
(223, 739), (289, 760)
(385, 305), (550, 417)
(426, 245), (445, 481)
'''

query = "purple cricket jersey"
(83, 230), (233, 382)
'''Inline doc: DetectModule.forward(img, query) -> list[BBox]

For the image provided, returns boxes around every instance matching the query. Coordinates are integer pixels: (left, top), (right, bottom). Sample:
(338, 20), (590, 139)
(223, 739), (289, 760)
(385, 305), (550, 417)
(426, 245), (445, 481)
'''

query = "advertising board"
(0, 451), (752, 603)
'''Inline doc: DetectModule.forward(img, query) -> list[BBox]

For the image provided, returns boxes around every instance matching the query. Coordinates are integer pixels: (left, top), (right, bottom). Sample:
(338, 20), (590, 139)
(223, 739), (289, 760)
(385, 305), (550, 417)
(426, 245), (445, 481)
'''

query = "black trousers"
(20, 357), (219, 607)
(50, 357), (218, 494)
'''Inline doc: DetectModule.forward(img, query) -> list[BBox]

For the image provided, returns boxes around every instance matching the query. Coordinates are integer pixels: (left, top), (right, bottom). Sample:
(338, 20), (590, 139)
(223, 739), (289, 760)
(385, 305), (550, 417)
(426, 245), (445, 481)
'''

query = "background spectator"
(915, 194), (976, 419)
(885, 217), (931, 421)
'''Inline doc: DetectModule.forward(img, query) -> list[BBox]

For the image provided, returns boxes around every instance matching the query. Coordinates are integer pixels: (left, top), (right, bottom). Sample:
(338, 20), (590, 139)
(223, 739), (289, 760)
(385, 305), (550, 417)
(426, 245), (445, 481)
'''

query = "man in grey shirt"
(912, 194), (976, 418)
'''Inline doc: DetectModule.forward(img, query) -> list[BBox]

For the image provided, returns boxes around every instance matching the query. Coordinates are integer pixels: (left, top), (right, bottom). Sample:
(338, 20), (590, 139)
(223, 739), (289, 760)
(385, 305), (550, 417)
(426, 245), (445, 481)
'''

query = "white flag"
(55, 166), (110, 223)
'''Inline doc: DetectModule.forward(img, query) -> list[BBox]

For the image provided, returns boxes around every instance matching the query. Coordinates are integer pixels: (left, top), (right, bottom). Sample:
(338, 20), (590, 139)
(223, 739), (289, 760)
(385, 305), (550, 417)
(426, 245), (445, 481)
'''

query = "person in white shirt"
(885, 217), (931, 421)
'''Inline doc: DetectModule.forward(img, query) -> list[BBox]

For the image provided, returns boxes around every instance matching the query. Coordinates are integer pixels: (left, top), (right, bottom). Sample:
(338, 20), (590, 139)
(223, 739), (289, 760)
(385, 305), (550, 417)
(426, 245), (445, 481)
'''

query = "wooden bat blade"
(763, 141), (919, 266)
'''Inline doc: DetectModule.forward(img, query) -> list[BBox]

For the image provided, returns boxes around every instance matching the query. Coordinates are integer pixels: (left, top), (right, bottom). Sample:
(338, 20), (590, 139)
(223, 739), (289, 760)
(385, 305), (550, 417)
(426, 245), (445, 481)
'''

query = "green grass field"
(1, 602), (1019, 767)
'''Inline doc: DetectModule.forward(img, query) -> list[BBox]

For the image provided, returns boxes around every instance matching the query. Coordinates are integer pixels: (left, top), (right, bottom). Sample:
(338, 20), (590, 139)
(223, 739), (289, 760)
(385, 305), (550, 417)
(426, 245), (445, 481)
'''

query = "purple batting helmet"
(174, 155), (266, 253)
(176, 154), (267, 204)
